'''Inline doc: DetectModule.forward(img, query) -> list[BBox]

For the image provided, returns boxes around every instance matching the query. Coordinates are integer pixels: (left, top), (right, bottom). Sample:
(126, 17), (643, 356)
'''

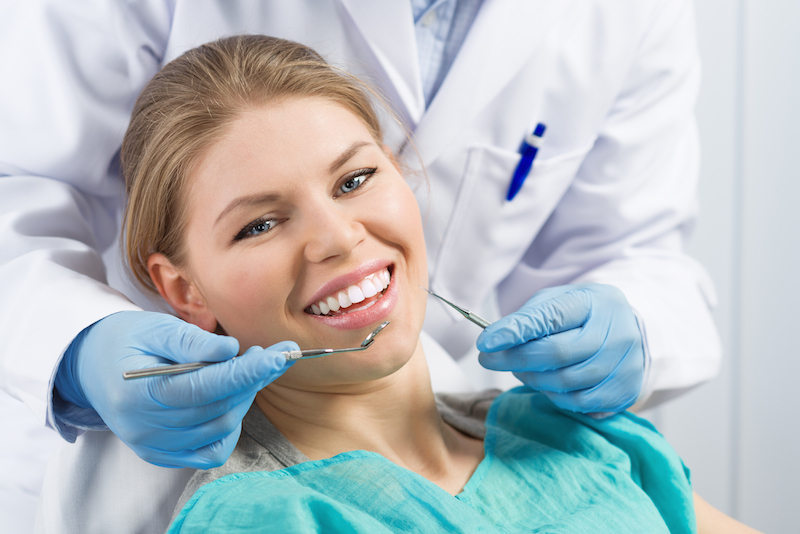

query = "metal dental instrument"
(122, 321), (391, 380)
(420, 286), (492, 329)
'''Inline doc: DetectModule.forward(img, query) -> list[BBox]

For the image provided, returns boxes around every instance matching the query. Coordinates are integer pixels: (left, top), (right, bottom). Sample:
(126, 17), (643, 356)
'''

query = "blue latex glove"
(477, 284), (644, 414)
(55, 311), (297, 469)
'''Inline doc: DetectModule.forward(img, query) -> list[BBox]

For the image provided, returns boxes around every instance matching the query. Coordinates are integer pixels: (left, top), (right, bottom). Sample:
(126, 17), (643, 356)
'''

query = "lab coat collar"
(338, 0), (576, 166)
(337, 0), (426, 125)
(413, 0), (576, 167)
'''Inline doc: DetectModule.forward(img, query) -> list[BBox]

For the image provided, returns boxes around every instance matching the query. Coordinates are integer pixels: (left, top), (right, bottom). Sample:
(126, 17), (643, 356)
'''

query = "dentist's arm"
(0, 2), (166, 432)
(55, 311), (297, 468)
(492, 0), (720, 411)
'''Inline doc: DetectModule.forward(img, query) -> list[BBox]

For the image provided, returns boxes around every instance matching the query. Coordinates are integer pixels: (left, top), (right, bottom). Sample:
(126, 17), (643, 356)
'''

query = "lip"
(305, 259), (393, 308)
(308, 270), (397, 330)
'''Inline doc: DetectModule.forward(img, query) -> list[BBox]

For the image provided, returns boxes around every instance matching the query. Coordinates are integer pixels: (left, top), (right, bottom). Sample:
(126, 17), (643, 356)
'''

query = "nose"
(302, 201), (367, 264)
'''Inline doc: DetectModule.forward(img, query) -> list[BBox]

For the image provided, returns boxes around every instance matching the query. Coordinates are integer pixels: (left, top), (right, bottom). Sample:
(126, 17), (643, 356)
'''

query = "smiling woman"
(120, 36), (757, 533)
(147, 96), (429, 392)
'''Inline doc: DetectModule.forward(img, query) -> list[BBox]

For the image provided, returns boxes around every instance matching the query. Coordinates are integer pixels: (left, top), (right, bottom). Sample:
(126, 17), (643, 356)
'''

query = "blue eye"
(234, 218), (277, 241)
(338, 167), (376, 195)
(248, 220), (273, 235)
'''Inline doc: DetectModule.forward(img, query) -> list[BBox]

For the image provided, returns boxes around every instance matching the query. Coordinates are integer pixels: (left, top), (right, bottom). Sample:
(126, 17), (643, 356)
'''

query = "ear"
(148, 253), (218, 333)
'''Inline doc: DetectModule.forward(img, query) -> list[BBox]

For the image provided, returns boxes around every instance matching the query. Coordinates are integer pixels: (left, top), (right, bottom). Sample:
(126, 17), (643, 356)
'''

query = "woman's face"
(176, 97), (428, 387)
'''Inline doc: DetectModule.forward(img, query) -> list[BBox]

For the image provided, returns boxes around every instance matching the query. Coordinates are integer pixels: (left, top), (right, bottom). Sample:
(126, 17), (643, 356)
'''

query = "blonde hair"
(122, 35), (385, 292)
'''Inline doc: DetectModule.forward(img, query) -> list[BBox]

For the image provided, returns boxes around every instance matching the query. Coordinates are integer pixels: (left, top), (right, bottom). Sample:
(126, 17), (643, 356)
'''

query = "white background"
(640, 1), (800, 532)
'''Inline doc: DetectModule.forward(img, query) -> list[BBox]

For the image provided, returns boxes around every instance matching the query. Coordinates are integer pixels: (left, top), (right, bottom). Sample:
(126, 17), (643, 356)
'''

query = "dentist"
(0, 0), (721, 531)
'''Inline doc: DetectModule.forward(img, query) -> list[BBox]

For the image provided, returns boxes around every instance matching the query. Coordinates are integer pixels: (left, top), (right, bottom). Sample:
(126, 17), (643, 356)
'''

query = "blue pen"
(506, 123), (546, 201)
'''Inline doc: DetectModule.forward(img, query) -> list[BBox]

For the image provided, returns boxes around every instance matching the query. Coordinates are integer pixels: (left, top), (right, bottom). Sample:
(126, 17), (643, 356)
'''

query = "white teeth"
(361, 278), (378, 298)
(370, 276), (384, 293)
(326, 296), (340, 313)
(337, 290), (352, 309)
(309, 267), (392, 315)
(348, 285), (365, 304)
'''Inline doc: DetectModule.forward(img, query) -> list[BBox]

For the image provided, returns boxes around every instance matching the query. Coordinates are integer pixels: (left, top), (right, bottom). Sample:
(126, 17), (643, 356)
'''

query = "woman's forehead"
(198, 99), (378, 179)
(183, 99), (384, 226)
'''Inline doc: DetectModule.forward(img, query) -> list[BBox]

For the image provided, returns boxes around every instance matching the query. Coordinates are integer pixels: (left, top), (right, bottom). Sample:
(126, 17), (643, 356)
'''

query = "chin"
(280, 329), (422, 388)
(341, 357), (411, 383)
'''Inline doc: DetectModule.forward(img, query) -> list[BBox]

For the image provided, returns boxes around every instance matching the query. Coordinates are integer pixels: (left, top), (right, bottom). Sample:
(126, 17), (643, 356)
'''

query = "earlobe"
(147, 253), (218, 333)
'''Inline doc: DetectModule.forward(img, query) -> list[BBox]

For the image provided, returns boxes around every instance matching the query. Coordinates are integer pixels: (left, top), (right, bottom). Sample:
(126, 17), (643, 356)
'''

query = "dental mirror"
(122, 321), (391, 379)
(281, 321), (390, 360)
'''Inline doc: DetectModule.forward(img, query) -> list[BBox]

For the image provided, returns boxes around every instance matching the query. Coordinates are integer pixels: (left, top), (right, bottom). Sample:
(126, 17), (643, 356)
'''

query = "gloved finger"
(539, 387), (606, 414)
(535, 354), (643, 414)
(511, 357), (613, 393)
(133, 394), (255, 453)
(137, 385), (260, 429)
(187, 426), (244, 469)
(541, 387), (637, 415)
(478, 327), (605, 372)
(146, 342), (297, 408)
(509, 284), (588, 306)
(138, 315), (240, 364)
(476, 288), (592, 352)
(138, 422), (243, 470)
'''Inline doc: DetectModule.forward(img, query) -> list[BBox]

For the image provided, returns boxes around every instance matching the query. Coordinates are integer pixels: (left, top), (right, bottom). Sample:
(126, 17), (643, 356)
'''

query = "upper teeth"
(310, 269), (391, 316)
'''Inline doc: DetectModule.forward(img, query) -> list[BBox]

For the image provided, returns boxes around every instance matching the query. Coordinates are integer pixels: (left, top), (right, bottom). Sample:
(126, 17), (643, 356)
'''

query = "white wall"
(640, 1), (800, 532)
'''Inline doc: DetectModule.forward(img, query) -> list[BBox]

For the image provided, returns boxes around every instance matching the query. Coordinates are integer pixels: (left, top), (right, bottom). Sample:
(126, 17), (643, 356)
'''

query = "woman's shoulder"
(172, 404), (308, 520)
(435, 389), (503, 439)
(482, 388), (695, 533)
(489, 387), (664, 439)
(433, 387), (666, 446)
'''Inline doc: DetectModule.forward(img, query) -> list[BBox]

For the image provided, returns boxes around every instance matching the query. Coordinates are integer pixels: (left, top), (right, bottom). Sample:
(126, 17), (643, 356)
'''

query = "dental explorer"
(420, 287), (492, 329)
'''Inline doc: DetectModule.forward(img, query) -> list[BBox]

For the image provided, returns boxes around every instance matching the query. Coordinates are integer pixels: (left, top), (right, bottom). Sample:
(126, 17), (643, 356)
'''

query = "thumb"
(477, 289), (591, 352)
(145, 316), (240, 364)
(207, 341), (300, 393)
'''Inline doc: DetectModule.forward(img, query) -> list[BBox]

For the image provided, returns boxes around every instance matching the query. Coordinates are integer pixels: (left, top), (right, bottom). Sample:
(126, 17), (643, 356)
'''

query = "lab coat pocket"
(431, 144), (588, 318)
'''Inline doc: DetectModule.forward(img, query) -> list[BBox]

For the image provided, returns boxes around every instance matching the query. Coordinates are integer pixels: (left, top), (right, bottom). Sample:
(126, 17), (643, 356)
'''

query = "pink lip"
(305, 259), (393, 308)
(308, 269), (398, 330)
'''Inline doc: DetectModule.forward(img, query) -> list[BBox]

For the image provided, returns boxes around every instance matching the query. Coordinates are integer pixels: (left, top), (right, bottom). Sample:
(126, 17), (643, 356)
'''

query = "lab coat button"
(421, 10), (438, 28)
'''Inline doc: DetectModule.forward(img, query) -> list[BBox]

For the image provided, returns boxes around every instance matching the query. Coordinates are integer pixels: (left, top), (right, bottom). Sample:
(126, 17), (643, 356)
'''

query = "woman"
(121, 35), (755, 533)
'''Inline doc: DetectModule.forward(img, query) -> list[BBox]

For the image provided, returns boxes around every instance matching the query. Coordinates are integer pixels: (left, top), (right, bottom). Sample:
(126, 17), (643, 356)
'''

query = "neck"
(255, 338), (483, 494)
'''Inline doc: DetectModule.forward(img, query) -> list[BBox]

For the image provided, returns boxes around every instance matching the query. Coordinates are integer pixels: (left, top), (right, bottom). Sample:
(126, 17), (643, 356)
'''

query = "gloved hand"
(55, 311), (297, 469)
(477, 284), (644, 414)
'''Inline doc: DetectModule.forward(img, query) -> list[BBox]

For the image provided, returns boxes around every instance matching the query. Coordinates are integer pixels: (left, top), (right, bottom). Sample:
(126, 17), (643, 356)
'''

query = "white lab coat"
(0, 0), (721, 531)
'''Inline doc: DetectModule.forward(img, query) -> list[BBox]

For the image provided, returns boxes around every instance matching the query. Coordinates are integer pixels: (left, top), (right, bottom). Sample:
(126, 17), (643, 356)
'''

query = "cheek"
(374, 181), (426, 257)
(191, 246), (292, 345)
(369, 180), (429, 317)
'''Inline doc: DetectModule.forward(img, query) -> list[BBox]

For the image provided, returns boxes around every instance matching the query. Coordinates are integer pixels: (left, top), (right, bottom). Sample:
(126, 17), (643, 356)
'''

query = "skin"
(148, 97), (484, 494)
(694, 494), (762, 534)
(148, 97), (763, 529)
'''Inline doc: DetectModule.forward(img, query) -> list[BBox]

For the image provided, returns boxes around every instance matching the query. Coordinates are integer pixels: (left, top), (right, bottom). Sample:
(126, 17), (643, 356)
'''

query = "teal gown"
(169, 388), (695, 533)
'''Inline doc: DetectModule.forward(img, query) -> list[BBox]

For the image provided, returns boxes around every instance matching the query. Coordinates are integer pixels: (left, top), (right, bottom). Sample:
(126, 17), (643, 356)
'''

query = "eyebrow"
(214, 192), (281, 227)
(329, 141), (371, 174)
(214, 142), (373, 227)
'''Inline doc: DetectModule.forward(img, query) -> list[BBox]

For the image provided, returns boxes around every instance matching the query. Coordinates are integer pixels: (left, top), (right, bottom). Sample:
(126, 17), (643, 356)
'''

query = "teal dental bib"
(169, 388), (695, 533)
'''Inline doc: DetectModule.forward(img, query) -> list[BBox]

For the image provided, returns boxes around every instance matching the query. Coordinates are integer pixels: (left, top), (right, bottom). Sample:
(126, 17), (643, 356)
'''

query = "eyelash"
(233, 167), (378, 242)
(233, 217), (278, 241)
(336, 167), (377, 197)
